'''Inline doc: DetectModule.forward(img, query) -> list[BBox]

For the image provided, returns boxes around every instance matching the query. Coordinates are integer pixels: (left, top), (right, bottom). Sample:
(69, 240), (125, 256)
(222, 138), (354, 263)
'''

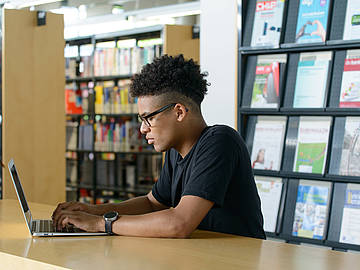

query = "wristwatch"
(103, 211), (119, 235)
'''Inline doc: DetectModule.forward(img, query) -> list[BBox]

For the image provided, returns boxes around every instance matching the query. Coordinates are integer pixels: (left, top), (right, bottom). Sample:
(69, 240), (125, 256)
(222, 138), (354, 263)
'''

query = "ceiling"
(1, 0), (200, 38)
(2, 0), (197, 17)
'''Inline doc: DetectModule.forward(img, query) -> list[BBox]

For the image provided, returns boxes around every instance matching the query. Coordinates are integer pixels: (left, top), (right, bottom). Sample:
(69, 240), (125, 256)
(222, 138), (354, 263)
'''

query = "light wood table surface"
(0, 199), (359, 270)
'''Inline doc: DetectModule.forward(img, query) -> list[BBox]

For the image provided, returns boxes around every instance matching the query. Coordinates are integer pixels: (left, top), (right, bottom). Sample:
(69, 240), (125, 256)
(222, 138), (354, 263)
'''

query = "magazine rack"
(238, 0), (360, 251)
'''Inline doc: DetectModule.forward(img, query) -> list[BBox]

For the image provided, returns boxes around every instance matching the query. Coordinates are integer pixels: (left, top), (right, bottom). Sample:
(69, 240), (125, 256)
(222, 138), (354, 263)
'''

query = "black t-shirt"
(152, 125), (266, 239)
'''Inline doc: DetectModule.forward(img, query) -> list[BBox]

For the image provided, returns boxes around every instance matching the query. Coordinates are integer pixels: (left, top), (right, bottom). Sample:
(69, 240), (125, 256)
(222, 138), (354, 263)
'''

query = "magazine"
(293, 116), (331, 174)
(340, 184), (360, 245)
(255, 176), (283, 232)
(339, 50), (360, 108)
(250, 54), (286, 108)
(292, 180), (331, 240)
(339, 117), (360, 176)
(251, 116), (287, 171)
(343, 0), (360, 40)
(295, 0), (330, 44)
(293, 51), (331, 108)
(251, 0), (285, 47)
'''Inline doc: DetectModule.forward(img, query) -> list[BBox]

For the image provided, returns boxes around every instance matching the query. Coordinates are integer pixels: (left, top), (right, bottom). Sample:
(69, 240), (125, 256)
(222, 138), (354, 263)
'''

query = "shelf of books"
(239, 0), (360, 251)
(64, 25), (199, 204)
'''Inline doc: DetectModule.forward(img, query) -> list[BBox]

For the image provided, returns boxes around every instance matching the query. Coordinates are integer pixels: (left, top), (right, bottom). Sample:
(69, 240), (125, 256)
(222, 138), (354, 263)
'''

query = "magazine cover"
(293, 51), (331, 108)
(293, 117), (331, 174)
(340, 184), (360, 245)
(339, 50), (360, 108)
(343, 0), (360, 40)
(251, 0), (285, 47)
(292, 180), (331, 239)
(255, 176), (283, 232)
(295, 0), (330, 44)
(339, 117), (360, 176)
(251, 116), (287, 170)
(250, 54), (286, 108)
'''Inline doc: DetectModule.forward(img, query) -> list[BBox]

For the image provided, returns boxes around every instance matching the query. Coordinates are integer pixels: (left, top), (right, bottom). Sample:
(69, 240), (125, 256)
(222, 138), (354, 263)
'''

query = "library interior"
(1, 0), (360, 269)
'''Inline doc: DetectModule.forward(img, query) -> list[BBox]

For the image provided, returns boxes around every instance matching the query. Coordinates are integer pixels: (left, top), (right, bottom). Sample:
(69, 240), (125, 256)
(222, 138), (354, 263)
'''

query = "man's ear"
(174, 103), (188, 122)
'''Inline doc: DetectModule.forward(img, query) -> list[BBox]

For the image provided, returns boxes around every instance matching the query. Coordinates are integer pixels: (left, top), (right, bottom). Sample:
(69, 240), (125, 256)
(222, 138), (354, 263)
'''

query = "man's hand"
(54, 210), (105, 232)
(52, 201), (103, 231)
(52, 201), (100, 220)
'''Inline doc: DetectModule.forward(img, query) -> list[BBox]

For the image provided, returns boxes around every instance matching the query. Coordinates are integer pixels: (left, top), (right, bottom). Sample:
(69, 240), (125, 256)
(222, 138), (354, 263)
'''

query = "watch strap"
(105, 219), (113, 235)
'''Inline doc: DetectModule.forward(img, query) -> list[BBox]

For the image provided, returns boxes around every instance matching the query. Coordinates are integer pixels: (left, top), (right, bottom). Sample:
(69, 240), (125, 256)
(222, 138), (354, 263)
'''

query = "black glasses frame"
(138, 103), (177, 127)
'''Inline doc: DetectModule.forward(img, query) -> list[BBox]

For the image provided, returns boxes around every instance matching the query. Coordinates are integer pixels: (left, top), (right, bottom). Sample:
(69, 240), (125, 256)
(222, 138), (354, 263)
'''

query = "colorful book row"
(65, 45), (162, 79)
(65, 80), (137, 115)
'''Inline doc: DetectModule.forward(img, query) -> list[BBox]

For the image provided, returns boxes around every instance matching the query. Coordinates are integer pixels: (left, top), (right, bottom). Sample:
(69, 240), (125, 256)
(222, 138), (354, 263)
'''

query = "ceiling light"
(17, 0), (63, 9)
(112, 4), (124, 15)
(78, 4), (87, 20)
(50, 6), (79, 23)
(126, 1), (200, 20)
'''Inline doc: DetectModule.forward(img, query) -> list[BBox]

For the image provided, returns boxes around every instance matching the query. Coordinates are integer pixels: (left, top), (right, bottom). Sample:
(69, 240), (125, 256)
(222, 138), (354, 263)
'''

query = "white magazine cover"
(254, 176), (283, 233)
(251, 116), (287, 171)
(343, 0), (360, 40)
(340, 184), (360, 245)
(251, 0), (285, 47)
(339, 117), (360, 176)
(293, 51), (332, 108)
(293, 116), (331, 174)
(339, 50), (360, 108)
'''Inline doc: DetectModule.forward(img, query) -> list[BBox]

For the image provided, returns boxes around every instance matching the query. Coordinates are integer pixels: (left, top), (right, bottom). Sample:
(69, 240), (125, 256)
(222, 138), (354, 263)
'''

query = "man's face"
(137, 96), (177, 152)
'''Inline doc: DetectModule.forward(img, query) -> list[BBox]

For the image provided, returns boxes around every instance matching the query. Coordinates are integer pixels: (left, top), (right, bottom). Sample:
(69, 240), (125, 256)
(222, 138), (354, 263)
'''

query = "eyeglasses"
(138, 103), (177, 127)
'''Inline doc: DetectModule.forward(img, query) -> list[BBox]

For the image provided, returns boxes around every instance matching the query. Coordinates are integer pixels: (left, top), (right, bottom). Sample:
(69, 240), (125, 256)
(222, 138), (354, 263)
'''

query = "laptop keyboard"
(33, 220), (84, 233)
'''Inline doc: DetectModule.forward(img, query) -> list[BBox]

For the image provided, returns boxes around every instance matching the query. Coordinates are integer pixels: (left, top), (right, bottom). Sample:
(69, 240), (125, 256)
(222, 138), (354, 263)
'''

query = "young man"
(52, 55), (266, 239)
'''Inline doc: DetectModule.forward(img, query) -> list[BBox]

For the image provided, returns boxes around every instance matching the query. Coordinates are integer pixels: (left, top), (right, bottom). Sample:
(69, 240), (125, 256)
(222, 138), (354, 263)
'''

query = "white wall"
(200, 0), (238, 129)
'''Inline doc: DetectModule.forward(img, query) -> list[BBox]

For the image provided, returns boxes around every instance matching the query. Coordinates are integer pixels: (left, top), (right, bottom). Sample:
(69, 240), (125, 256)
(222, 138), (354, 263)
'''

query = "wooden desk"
(0, 199), (359, 270)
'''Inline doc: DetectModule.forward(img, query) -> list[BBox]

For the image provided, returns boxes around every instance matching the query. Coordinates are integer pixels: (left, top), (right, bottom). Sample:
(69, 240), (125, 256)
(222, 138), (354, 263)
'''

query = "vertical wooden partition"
(163, 25), (200, 63)
(2, 9), (65, 205)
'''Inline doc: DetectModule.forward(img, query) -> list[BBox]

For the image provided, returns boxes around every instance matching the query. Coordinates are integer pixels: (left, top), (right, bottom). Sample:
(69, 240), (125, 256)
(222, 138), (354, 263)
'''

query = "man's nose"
(140, 121), (150, 134)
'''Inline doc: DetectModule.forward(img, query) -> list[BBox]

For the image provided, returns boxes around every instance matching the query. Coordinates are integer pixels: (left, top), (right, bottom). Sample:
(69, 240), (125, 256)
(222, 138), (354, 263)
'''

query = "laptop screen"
(10, 163), (30, 213)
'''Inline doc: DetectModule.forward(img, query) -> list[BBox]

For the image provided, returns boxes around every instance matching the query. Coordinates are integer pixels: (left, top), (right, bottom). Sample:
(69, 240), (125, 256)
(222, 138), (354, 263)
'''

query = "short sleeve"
(182, 133), (237, 207)
(151, 151), (172, 207)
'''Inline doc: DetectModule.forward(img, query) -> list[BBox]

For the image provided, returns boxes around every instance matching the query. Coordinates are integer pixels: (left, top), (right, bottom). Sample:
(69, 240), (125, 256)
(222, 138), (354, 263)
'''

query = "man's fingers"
(52, 202), (79, 223)
(52, 203), (65, 224)
(54, 211), (102, 232)
(52, 202), (70, 218)
(61, 216), (75, 228)
(55, 211), (67, 229)
(56, 210), (76, 229)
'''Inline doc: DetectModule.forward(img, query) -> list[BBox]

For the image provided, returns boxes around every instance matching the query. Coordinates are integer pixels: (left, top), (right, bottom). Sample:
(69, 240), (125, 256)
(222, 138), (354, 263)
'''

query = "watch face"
(104, 211), (118, 219)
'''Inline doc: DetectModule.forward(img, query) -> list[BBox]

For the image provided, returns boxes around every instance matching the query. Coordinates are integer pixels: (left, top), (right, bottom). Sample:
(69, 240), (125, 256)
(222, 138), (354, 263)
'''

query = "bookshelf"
(65, 25), (199, 204)
(1, 9), (65, 205)
(238, 0), (360, 251)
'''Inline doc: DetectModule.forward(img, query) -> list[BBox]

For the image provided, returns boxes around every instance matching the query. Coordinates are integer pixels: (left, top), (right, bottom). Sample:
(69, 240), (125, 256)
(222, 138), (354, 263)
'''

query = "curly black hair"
(129, 54), (208, 106)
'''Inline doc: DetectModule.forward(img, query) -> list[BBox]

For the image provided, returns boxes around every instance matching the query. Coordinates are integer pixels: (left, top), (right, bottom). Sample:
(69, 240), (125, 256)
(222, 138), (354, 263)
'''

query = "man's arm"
(55, 194), (214, 238)
(52, 192), (168, 223)
(96, 192), (168, 215)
